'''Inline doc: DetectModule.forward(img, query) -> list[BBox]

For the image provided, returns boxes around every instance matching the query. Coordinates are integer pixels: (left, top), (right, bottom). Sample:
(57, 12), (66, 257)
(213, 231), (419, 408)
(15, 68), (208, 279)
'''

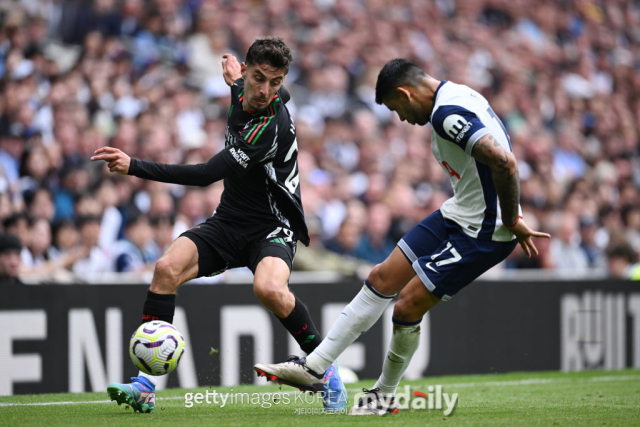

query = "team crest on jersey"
(443, 114), (472, 142)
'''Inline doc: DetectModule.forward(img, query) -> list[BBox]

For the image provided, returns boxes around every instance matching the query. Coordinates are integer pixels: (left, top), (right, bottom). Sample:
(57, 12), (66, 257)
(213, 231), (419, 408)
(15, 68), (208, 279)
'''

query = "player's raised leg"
(252, 254), (346, 409)
(350, 276), (440, 415)
(107, 236), (201, 413)
(254, 246), (416, 391)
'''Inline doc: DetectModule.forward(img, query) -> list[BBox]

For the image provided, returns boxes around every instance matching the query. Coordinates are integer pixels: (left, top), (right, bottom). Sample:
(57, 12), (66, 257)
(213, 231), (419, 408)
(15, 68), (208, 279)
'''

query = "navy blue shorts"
(398, 210), (517, 301)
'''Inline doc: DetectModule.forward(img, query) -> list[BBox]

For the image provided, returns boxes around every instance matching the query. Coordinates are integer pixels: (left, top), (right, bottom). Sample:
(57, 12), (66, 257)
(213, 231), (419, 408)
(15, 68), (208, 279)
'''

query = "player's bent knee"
(151, 256), (182, 293)
(367, 263), (385, 287)
(367, 263), (398, 295)
(253, 280), (286, 303)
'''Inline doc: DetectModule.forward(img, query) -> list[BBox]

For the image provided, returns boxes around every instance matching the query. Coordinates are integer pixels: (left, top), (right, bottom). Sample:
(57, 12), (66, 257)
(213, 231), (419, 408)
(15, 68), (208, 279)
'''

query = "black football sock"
(142, 290), (176, 324)
(277, 296), (323, 354)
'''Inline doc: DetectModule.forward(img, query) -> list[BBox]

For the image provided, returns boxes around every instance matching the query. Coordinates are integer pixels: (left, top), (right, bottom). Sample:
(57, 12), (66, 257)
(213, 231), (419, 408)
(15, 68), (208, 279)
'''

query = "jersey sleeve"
(230, 78), (244, 99)
(431, 105), (490, 155)
(220, 113), (279, 174)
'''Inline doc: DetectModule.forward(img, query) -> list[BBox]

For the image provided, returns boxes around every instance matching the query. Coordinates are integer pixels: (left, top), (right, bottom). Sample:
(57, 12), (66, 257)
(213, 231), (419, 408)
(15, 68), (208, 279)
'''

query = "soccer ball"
(129, 321), (186, 376)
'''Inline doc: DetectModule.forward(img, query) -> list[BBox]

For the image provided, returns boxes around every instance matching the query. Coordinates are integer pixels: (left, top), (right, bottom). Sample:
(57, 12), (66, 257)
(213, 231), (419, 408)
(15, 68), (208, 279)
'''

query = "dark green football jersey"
(217, 78), (309, 245)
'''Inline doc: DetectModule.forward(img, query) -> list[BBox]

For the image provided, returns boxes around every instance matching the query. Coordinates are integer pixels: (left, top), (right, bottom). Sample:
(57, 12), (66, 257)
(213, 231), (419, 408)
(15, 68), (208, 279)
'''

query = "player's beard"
(250, 97), (268, 110)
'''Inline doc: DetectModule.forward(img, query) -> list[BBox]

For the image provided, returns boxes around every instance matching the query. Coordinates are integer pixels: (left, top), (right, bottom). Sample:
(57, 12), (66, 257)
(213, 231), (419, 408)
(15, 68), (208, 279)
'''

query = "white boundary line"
(0, 375), (638, 408)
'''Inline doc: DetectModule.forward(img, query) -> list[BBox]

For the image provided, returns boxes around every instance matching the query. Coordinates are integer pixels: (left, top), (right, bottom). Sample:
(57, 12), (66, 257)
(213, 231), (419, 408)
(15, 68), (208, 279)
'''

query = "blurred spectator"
(324, 220), (362, 257)
(579, 216), (606, 270)
(25, 188), (55, 222)
(26, 217), (54, 267)
(550, 213), (589, 271)
(293, 218), (369, 275)
(353, 203), (396, 264)
(1, 0), (640, 281)
(605, 241), (640, 280)
(52, 219), (80, 255)
(0, 233), (23, 285)
(112, 212), (159, 272)
(3, 213), (33, 266)
(71, 215), (111, 275)
(151, 214), (175, 253)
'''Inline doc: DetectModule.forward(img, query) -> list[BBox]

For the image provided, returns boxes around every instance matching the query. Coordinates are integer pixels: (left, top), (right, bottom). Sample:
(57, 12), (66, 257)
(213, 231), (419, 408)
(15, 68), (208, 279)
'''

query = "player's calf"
(392, 276), (441, 323)
(253, 256), (295, 317)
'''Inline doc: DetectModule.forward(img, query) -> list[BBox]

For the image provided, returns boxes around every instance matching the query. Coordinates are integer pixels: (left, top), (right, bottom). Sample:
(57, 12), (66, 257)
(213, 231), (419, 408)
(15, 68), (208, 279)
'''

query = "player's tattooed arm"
(471, 133), (520, 226)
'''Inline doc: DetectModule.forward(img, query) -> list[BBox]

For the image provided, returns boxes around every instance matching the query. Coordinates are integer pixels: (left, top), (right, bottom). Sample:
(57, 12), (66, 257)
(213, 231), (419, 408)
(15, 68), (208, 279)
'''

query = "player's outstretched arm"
(90, 146), (131, 174)
(222, 54), (242, 87)
(91, 146), (233, 187)
(471, 134), (550, 257)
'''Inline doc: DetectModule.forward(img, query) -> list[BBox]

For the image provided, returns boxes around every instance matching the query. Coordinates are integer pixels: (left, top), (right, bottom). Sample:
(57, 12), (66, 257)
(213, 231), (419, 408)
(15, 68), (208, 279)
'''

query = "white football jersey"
(429, 81), (521, 242)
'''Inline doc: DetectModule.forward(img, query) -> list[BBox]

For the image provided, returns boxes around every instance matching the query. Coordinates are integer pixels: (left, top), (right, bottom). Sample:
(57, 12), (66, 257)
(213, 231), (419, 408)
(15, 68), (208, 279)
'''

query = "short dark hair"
(375, 58), (427, 104)
(245, 36), (293, 75)
(0, 232), (22, 254)
(606, 241), (637, 264)
(3, 213), (30, 229)
(76, 215), (101, 228)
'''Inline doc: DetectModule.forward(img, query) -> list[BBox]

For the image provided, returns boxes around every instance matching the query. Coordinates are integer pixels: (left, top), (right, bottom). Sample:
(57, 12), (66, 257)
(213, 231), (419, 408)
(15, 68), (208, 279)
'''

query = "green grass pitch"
(1, 369), (639, 426)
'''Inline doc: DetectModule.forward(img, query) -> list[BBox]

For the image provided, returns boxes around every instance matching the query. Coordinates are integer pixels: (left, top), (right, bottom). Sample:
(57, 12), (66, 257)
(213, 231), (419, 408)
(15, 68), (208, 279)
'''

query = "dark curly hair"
(245, 36), (293, 74)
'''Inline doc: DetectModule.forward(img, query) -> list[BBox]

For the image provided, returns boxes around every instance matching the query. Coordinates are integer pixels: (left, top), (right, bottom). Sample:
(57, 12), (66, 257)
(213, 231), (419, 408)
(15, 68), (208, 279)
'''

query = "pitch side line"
(426, 374), (640, 389)
(0, 374), (638, 407)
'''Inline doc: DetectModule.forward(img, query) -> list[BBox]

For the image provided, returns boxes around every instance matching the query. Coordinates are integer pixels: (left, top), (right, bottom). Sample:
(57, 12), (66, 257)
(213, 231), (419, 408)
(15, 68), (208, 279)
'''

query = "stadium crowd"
(0, 0), (639, 282)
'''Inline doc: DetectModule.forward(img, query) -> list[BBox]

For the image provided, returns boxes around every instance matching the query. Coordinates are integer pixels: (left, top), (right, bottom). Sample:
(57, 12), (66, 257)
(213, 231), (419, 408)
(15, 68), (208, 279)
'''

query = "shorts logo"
(443, 114), (472, 142)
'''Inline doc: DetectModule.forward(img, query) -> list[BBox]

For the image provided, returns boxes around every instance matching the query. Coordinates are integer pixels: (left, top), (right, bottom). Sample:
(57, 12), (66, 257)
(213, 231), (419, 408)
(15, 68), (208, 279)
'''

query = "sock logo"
(301, 335), (315, 345)
(293, 324), (308, 335)
(142, 314), (160, 321)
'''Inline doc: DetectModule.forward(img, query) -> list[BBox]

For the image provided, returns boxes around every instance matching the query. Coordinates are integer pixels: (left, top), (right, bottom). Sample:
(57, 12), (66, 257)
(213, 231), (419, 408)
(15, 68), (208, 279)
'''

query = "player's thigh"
(248, 225), (295, 292)
(413, 229), (517, 301)
(178, 218), (235, 279)
(367, 210), (449, 296)
(253, 255), (291, 295)
(393, 275), (442, 323)
(398, 210), (449, 260)
(367, 246), (417, 296)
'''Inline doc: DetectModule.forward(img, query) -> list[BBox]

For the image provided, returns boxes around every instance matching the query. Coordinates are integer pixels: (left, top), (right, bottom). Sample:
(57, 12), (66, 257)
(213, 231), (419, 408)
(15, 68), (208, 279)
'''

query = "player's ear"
(396, 87), (411, 101)
(241, 62), (247, 79)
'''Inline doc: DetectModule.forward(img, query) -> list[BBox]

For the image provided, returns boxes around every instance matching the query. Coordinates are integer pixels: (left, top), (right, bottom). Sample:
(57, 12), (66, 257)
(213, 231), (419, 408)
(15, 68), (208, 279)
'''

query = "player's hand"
(222, 54), (242, 86)
(506, 217), (551, 258)
(90, 146), (131, 175)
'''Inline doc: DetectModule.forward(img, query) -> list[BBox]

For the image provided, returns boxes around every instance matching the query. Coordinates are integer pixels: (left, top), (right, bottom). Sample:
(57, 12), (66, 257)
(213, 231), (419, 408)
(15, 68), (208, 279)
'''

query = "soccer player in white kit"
(254, 59), (551, 414)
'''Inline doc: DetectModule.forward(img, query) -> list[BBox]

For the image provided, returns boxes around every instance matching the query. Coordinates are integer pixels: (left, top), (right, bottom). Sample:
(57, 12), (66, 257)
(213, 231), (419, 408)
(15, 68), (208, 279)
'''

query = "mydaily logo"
(354, 385), (458, 416)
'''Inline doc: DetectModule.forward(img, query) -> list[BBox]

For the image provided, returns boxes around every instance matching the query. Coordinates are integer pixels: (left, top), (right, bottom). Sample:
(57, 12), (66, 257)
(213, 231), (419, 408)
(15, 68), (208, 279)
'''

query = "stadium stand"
(0, 0), (639, 281)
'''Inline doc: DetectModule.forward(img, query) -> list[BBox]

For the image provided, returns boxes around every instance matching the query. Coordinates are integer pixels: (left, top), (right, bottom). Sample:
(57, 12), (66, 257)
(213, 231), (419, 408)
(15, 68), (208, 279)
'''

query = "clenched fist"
(222, 54), (242, 86)
(90, 146), (131, 175)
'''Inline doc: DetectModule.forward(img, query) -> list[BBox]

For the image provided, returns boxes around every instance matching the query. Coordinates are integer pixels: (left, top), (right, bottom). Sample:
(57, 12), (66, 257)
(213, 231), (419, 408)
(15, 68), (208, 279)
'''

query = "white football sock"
(138, 371), (157, 386)
(305, 282), (394, 374)
(374, 321), (421, 394)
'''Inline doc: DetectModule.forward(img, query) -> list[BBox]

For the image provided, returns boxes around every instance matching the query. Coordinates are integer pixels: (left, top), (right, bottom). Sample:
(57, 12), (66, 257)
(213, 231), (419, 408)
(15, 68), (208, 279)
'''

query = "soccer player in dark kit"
(91, 37), (346, 413)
